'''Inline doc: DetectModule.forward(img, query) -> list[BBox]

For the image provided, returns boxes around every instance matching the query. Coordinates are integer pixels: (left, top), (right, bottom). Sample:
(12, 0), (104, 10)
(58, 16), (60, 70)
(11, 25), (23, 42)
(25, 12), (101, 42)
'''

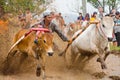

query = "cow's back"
(14, 29), (27, 41)
(71, 24), (97, 53)
(14, 29), (35, 53)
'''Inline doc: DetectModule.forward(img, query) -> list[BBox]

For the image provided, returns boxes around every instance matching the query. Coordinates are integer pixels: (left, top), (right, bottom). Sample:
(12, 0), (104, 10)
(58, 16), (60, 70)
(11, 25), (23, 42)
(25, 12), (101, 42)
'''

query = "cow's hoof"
(36, 67), (41, 77)
(101, 64), (107, 69)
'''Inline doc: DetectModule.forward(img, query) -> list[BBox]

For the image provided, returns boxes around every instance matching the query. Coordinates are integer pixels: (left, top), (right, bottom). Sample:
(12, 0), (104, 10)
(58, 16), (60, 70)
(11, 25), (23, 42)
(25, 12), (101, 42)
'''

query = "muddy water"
(0, 27), (120, 80)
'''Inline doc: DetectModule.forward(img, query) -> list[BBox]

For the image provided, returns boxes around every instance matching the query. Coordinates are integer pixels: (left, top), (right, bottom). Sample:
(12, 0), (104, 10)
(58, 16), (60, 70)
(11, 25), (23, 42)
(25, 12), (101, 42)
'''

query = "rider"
(34, 12), (69, 43)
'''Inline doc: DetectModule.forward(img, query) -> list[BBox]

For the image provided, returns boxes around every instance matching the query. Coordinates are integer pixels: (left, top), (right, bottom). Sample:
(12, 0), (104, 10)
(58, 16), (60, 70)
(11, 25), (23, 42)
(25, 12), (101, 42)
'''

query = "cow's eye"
(102, 24), (105, 28)
(43, 40), (46, 43)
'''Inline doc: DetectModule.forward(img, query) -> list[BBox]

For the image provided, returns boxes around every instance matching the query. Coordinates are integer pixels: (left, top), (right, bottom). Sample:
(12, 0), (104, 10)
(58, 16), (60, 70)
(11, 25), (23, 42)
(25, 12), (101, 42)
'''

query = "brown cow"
(5, 29), (54, 79)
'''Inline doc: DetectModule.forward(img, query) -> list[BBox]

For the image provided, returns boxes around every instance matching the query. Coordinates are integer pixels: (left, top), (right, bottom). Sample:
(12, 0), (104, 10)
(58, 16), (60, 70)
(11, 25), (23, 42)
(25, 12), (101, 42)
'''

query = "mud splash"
(0, 17), (120, 80)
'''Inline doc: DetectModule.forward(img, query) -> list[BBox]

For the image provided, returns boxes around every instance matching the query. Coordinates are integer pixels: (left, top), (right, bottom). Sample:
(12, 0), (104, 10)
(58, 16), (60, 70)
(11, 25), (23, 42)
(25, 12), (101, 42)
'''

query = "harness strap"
(25, 27), (50, 36)
(30, 28), (50, 44)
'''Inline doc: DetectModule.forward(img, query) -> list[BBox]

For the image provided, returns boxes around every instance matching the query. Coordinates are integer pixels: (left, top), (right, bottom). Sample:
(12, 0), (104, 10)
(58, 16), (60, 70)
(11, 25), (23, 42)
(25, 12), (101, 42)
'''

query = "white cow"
(67, 16), (114, 69)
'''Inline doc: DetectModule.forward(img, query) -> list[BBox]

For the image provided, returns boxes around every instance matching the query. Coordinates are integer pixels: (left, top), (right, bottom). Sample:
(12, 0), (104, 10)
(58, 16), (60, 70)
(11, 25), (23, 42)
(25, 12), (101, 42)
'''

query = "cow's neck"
(97, 24), (107, 40)
(95, 25), (108, 48)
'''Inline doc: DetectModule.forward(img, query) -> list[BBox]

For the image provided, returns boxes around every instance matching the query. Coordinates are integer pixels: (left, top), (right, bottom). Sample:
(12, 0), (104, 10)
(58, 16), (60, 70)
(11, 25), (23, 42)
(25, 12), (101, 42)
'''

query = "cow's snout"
(108, 37), (113, 42)
(48, 52), (54, 56)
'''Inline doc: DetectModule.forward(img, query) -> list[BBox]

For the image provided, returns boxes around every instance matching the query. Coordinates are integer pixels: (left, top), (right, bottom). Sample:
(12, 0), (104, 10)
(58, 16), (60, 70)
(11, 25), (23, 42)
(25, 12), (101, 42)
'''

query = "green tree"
(87, 0), (102, 8)
(107, 0), (120, 10)
(87, 0), (120, 12)
(0, 0), (45, 15)
(0, 0), (5, 17)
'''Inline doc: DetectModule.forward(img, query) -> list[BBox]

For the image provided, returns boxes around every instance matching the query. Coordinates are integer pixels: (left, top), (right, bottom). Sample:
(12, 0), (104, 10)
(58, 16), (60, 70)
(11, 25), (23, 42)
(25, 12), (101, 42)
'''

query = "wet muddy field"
(0, 23), (120, 80)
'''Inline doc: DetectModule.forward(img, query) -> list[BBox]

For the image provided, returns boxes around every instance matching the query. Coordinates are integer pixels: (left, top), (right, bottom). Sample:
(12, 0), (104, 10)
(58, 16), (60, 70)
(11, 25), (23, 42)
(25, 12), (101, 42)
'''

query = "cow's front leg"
(30, 48), (42, 77)
(95, 48), (107, 69)
(103, 51), (110, 61)
(97, 54), (107, 69)
(35, 53), (41, 77)
(97, 51), (110, 62)
(41, 54), (46, 80)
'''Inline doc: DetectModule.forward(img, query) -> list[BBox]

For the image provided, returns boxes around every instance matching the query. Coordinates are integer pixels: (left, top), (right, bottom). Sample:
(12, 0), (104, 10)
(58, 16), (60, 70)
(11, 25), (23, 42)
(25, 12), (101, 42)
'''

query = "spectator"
(25, 8), (32, 28)
(113, 11), (120, 46)
(90, 12), (97, 21)
(84, 13), (90, 21)
(58, 12), (66, 26)
(50, 11), (56, 20)
(110, 9), (117, 21)
(51, 12), (65, 31)
(111, 9), (116, 16)
(77, 12), (84, 20)
(18, 10), (26, 28)
(18, 10), (25, 21)
(81, 13), (90, 29)
(98, 7), (106, 19)
(58, 13), (63, 19)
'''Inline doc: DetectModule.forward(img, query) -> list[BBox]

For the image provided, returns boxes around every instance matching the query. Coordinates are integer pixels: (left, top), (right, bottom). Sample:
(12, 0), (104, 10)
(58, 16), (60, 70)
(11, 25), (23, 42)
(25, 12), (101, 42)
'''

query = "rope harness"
(24, 27), (50, 44)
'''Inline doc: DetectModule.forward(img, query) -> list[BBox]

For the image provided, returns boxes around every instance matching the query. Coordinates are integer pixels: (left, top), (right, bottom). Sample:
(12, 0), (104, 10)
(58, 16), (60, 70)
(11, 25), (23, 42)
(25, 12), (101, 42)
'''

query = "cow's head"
(101, 16), (114, 41)
(37, 32), (54, 56)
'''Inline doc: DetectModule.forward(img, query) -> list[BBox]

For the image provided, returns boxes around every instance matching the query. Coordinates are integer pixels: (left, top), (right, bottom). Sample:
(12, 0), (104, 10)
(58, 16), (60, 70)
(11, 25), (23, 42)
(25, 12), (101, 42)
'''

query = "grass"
(110, 44), (120, 51)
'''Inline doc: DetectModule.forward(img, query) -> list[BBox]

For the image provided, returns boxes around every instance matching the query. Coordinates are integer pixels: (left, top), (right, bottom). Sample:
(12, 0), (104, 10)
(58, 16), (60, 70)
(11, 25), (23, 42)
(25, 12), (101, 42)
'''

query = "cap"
(43, 12), (50, 18)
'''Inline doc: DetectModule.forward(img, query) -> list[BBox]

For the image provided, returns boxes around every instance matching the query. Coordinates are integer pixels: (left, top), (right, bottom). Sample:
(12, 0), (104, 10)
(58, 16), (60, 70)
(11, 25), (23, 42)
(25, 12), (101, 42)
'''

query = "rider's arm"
(51, 23), (69, 42)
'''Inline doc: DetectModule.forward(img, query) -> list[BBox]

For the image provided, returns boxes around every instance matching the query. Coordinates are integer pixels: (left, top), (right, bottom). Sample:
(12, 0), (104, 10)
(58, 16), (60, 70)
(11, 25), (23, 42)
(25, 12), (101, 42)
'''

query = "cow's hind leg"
(65, 46), (79, 69)
(74, 54), (86, 69)
(83, 54), (96, 64)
